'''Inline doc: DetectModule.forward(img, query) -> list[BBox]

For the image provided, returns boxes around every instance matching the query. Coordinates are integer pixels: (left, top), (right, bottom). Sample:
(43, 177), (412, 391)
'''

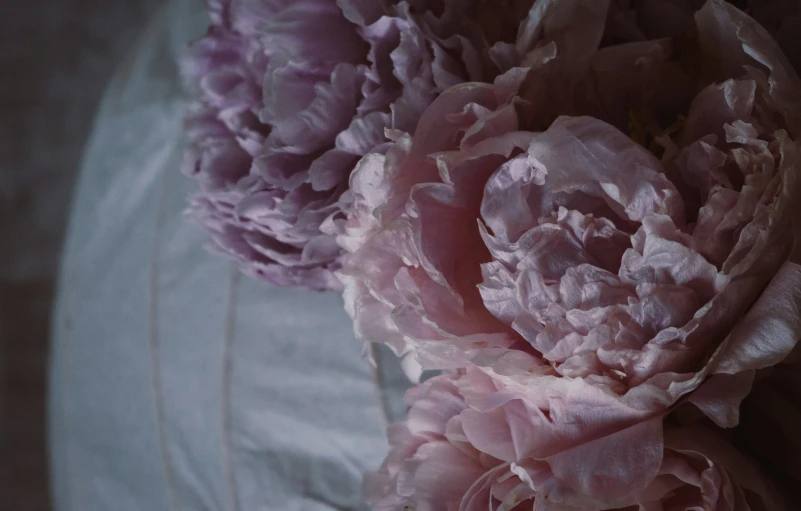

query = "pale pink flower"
(333, 0), (801, 477)
(366, 370), (792, 510)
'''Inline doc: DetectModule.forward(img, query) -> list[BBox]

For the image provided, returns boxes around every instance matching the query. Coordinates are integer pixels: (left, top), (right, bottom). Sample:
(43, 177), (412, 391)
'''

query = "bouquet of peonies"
(183, 0), (801, 509)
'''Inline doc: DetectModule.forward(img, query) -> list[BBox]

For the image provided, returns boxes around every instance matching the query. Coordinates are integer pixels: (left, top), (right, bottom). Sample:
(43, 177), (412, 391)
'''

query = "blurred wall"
(0, 2), (165, 508)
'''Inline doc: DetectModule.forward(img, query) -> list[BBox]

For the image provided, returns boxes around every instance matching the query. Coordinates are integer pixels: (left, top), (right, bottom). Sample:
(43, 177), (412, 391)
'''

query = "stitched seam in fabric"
(148, 159), (180, 511)
(221, 263), (241, 511)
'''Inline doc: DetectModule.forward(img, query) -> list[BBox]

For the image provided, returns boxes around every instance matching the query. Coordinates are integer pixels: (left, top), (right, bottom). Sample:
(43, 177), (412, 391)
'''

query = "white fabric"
(48, 2), (408, 510)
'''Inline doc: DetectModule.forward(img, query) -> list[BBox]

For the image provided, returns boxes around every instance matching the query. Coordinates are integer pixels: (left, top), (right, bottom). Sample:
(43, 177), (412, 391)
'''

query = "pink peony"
(366, 370), (792, 510)
(181, 0), (543, 289)
(333, 0), (801, 488)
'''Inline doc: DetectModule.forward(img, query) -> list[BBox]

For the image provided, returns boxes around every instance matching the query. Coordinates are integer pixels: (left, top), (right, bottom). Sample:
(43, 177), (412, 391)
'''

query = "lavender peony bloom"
(366, 370), (792, 510)
(182, 0), (543, 289)
(333, 0), (801, 492)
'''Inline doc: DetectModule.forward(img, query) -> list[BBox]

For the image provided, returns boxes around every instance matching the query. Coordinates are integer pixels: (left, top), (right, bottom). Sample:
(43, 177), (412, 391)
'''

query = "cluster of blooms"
(183, 0), (801, 509)
(181, 0), (537, 289)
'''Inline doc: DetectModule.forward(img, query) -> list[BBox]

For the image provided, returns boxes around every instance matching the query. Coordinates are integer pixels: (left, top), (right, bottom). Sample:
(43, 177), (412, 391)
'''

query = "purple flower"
(182, 0), (538, 289)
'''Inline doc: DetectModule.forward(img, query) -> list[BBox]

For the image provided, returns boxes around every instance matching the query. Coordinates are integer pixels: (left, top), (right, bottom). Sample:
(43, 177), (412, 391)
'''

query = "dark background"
(1, 2), (163, 508)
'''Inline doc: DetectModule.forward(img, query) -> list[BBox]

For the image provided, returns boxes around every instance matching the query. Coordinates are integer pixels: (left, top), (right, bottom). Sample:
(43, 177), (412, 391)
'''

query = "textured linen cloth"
(48, 1), (409, 510)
